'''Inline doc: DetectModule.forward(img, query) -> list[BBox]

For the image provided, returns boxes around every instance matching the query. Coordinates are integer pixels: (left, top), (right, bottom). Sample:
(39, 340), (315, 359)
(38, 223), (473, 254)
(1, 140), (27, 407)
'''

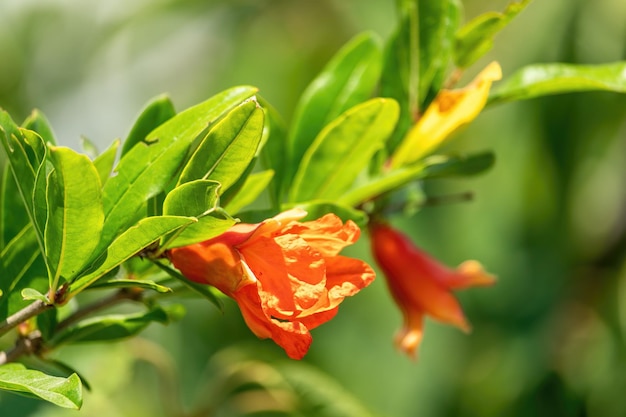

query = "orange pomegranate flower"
(168, 209), (375, 359)
(369, 221), (495, 359)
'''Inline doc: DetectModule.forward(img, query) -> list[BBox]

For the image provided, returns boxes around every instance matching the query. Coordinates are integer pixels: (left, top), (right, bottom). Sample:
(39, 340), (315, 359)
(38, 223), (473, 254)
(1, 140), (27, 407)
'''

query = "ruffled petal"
(283, 215), (361, 257)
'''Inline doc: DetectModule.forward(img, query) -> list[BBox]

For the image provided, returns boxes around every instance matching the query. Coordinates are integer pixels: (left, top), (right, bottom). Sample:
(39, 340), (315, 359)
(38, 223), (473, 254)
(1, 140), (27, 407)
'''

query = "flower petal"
(445, 260), (496, 289)
(395, 310), (424, 360)
(282, 214), (361, 257)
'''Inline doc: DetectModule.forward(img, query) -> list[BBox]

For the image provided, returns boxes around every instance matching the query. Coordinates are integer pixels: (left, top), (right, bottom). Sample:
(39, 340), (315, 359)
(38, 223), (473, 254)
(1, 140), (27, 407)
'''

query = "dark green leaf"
(488, 61), (626, 105)
(0, 164), (29, 250)
(68, 216), (195, 297)
(92, 139), (120, 186)
(49, 305), (182, 346)
(98, 86), (256, 254)
(288, 32), (382, 182)
(455, 0), (532, 69)
(121, 94), (176, 157)
(177, 100), (264, 193)
(256, 95), (288, 206)
(339, 151), (494, 207)
(21, 109), (57, 146)
(45, 146), (104, 291)
(88, 278), (171, 293)
(224, 170), (274, 214)
(289, 98), (399, 202)
(0, 363), (82, 409)
(162, 180), (236, 248)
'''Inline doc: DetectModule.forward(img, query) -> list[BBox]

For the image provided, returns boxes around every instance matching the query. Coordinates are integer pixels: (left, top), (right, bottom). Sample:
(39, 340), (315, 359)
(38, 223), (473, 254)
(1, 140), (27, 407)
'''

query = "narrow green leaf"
(177, 100), (265, 193)
(79, 136), (99, 160)
(339, 151), (494, 207)
(98, 86), (256, 254)
(289, 201), (368, 228)
(0, 364), (82, 409)
(289, 32), (382, 181)
(289, 98), (399, 202)
(68, 216), (195, 297)
(88, 278), (172, 293)
(92, 139), (120, 186)
(21, 109), (57, 146)
(256, 96), (288, 206)
(0, 164), (29, 250)
(162, 180), (236, 248)
(153, 261), (224, 312)
(121, 94), (176, 157)
(224, 170), (274, 214)
(488, 62), (626, 105)
(455, 0), (532, 69)
(49, 305), (181, 346)
(45, 147), (104, 291)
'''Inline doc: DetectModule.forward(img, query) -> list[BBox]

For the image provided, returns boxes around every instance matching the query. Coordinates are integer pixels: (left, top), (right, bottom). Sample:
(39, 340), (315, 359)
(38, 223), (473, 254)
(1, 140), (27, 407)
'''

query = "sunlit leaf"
(88, 278), (171, 293)
(21, 109), (57, 146)
(289, 98), (399, 202)
(21, 287), (48, 302)
(162, 180), (236, 248)
(121, 94), (176, 157)
(288, 32), (382, 182)
(488, 61), (626, 105)
(256, 96), (288, 206)
(0, 363), (82, 409)
(68, 216), (195, 297)
(92, 139), (120, 186)
(45, 146), (104, 291)
(224, 170), (274, 214)
(98, 87), (257, 254)
(289, 201), (368, 228)
(455, 0), (533, 69)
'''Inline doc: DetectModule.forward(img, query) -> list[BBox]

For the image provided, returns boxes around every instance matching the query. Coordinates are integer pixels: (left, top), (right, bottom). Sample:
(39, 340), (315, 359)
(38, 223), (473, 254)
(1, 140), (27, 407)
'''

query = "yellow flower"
(391, 61), (502, 168)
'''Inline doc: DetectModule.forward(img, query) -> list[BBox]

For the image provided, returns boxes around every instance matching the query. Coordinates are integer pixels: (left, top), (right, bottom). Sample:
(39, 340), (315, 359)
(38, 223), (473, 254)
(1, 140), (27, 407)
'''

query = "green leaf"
(21, 287), (48, 302)
(177, 100), (264, 193)
(488, 62), (626, 105)
(288, 32), (382, 182)
(21, 109), (57, 146)
(162, 180), (236, 248)
(45, 146), (104, 291)
(0, 164), (29, 250)
(49, 305), (181, 346)
(289, 201), (368, 228)
(153, 261), (223, 312)
(339, 151), (494, 207)
(88, 278), (171, 293)
(256, 95), (288, 206)
(68, 216), (195, 297)
(98, 86), (257, 254)
(289, 98), (399, 202)
(0, 363), (82, 409)
(455, 0), (532, 69)
(92, 139), (120, 186)
(121, 94), (176, 157)
(224, 170), (274, 214)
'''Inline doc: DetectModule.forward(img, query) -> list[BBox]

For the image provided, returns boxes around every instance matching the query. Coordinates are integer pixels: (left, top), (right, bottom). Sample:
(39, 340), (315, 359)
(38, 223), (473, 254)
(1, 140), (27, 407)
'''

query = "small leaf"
(162, 180), (236, 248)
(488, 61), (626, 105)
(0, 363), (82, 409)
(21, 288), (48, 302)
(289, 98), (399, 202)
(68, 216), (195, 297)
(420, 151), (495, 178)
(455, 0), (533, 69)
(49, 305), (181, 346)
(45, 146), (104, 291)
(290, 201), (368, 228)
(288, 32), (382, 183)
(92, 139), (120, 186)
(88, 279), (172, 293)
(122, 94), (176, 156)
(21, 109), (57, 145)
(224, 170), (274, 214)
(177, 100), (265, 193)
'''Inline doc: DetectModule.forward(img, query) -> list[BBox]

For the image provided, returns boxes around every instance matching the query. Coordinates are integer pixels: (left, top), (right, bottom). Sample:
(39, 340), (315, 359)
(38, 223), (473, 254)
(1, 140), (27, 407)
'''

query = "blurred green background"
(1, 0), (626, 416)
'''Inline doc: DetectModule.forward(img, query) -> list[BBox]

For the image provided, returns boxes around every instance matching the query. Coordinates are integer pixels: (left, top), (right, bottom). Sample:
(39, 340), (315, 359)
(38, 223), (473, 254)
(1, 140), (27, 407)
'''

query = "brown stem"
(0, 330), (43, 365)
(0, 300), (52, 338)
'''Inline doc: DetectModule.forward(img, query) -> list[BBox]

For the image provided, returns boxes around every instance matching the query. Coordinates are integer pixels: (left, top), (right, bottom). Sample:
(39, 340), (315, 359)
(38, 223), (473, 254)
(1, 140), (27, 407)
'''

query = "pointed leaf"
(88, 278), (172, 293)
(289, 32), (382, 179)
(162, 180), (236, 248)
(98, 86), (256, 254)
(92, 139), (120, 186)
(21, 288), (48, 302)
(455, 0), (533, 69)
(1, 164), (29, 250)
(21, 109), (57, 146)
(256, 96), (288, 206)
(45, 146), (104, 291)
(68, 216), (195, 297)
(0, 363), (82, 409)
(289, 98), (399, 202)
(289, 201), (368, 228)
(177, 100), (264, 192)
(224, 170), (274, 214)
(488, 61), (626, 105)
(153, 261), (223, 312)
(122, 94), (176, 156)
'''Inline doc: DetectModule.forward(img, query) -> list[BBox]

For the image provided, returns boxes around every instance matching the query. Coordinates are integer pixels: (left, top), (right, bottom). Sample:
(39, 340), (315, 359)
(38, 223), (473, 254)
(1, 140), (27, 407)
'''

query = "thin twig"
(0, 330), (43, 365)
(0, 300), (52, 338)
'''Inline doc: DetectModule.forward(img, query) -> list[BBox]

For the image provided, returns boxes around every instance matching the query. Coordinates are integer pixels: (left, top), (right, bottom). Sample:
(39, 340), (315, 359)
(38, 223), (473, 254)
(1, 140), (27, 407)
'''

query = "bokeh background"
(1, 0), (626, 416)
